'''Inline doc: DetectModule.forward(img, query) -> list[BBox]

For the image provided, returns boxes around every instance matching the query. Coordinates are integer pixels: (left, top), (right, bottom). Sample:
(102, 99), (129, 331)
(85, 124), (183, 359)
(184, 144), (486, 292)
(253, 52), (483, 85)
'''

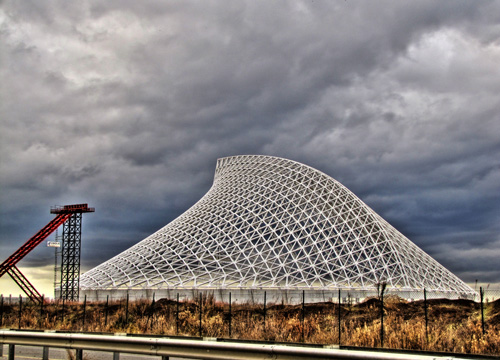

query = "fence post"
(301, 290), (305, 343)
(424, 288), (428, 347)
(480, 287), (485, 335)
(148, 293), (156, 331)
(229, 292), (232, 338)
(263, 291), (267, 332)
(125, 293), (129, 324)
(176, 293), (179, 335)
(62, 298), (66, 323)
(82, 294), (87, 330)
(199, 293), (203, 337)
(105, 295), (109, 326)
(380, 285), (385, 348)
(18, 295), (22, 329)
(39, 295), (45, 329)
(338, 289), (341, 346)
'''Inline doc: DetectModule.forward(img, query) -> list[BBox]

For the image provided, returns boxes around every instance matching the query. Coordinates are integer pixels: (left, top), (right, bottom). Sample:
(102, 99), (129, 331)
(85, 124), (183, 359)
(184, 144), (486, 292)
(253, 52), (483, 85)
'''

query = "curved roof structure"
(80, 155), (474, 296)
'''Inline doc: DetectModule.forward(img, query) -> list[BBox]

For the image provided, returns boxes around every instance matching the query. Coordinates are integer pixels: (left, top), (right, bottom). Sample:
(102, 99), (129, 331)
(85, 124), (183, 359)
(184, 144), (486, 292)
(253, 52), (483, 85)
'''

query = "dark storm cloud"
(1, 0), (499, 289)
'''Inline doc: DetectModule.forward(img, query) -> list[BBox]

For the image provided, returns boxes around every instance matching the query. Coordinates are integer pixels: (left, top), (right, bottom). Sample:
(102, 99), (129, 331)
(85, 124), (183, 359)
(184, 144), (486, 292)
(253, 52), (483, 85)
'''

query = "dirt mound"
(489, 298), (500, 312)
(357, 297), (380, 309)
(487, 298), (500, 326)
(426, 298), (475, 307)
(156, 298), (178, 306)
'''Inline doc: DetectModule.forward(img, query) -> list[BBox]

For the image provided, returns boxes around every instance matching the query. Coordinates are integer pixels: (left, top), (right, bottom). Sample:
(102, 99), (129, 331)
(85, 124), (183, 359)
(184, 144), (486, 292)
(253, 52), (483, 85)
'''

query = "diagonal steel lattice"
(80, 155), (474, 296)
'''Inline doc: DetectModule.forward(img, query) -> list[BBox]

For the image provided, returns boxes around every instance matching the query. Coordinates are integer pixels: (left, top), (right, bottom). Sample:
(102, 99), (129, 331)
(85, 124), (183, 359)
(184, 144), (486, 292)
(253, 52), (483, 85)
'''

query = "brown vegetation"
(1, 296), (499, 356)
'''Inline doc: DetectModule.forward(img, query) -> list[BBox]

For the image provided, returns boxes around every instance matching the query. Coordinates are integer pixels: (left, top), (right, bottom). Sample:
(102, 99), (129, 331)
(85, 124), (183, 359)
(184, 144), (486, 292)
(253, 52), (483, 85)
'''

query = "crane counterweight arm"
(0, 213), (72, 278)
(7, 266), (43, 303)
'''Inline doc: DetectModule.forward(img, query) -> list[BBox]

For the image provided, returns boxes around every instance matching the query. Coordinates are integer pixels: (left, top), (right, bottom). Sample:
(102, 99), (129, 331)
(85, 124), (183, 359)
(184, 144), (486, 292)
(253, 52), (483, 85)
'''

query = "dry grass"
(1, 295), (499, 355)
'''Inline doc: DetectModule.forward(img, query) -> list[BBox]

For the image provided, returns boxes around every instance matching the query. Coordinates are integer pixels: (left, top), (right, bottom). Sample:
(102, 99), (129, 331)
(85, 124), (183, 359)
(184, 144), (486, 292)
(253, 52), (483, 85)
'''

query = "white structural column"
(80, 155), (474, 297)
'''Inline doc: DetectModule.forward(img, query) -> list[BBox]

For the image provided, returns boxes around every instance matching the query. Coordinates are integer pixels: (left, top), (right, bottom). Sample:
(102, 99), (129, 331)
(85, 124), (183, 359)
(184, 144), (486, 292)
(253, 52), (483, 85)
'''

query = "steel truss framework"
(60, 213), (83, 301)
(80, 155), (474, 296)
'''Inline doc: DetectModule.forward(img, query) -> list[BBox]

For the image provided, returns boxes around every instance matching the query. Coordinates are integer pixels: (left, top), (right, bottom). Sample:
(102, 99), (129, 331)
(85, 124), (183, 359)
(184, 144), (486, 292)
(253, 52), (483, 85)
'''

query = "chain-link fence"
(1, 288), (499, 355)
(3, 288), (500, 304)
(65, 286), (500, 304)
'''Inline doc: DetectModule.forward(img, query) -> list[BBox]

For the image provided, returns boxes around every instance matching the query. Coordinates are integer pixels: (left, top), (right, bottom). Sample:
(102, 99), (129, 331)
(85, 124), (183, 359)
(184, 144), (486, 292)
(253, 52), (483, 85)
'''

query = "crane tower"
(0, 203), (94, 302)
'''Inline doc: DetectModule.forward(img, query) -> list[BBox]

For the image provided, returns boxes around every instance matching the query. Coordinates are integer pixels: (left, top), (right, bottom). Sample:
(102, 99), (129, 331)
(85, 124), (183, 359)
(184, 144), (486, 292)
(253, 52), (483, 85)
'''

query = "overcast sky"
(1, 0), (499, 297)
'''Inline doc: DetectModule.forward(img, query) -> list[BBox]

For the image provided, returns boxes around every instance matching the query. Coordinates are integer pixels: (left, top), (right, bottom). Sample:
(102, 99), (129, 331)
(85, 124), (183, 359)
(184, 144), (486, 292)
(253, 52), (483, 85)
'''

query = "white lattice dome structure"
(80, 155), (474, 298)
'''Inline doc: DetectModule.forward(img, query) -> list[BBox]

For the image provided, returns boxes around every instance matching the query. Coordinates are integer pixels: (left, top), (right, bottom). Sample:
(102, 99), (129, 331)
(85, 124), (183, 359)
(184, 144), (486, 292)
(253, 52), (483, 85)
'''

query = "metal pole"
(62, 298), (66, 323)
(8, 344), (15, 360)
(125, 293), (129, 324)
(263, 291), (267, 332)
(39, 295), (44, 329)
(105, 295), (109, 326)
(424, 288), (428, 346)
(82, 294), (87, 330)
(149, 293), (156, 331)
(380, 287), (384, 348)
(199, 293), (203, 337)
(76, 348), (83, 360)
(229, 292), (232, 338)
(176, 293), (179, 335)
(338, 289), (341, 346)
(18, 295), (22, 329)
(302, 290), (305, 342)
(1, 295), (4, 327)
(480, 287), (485, 335)
(42, 346), (49, 360)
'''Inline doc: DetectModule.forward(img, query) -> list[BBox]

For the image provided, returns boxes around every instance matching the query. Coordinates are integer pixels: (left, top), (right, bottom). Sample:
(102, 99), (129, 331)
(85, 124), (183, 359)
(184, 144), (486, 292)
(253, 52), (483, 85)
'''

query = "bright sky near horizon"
(1, 1), (499, 297)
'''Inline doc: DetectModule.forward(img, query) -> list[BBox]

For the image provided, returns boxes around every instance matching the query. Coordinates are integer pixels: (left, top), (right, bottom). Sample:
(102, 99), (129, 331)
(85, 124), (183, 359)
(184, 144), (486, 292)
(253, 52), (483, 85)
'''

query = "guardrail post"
(42, 346), (49, 360)
(0, 343), (3, 357)
(8, 344), (15, 360)
(161, 356), (170, 360)
(113, 352), (120, 360)
(76, 349), (83, 360)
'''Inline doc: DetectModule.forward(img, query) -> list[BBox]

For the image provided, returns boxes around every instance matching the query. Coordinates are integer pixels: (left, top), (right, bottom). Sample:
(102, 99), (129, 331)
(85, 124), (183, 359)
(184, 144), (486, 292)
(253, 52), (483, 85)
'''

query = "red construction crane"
(0, 203), (94, 303)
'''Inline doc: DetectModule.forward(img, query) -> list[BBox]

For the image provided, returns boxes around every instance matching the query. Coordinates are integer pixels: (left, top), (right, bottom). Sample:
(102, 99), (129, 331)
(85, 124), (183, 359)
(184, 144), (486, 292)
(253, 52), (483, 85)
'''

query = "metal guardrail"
(0, 330), (489, 360)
